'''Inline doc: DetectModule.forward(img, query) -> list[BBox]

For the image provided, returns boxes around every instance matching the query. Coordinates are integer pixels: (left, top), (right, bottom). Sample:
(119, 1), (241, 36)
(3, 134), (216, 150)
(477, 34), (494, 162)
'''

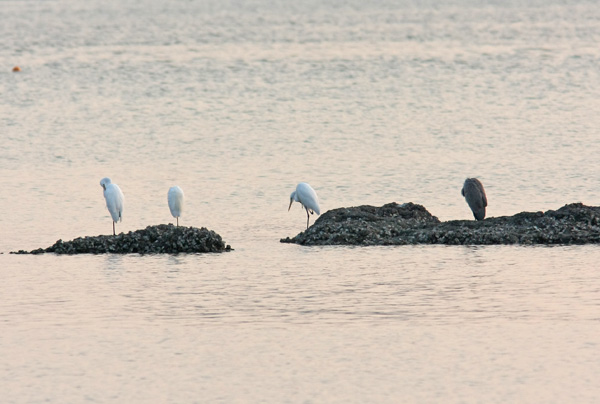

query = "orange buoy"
(12, 66), (21, 72)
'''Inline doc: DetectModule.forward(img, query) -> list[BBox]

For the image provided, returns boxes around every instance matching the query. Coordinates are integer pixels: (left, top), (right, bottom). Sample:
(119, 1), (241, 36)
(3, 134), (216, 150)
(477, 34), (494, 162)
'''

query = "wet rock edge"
(280, 202), (600, 246)
(12, 224), (232, 255)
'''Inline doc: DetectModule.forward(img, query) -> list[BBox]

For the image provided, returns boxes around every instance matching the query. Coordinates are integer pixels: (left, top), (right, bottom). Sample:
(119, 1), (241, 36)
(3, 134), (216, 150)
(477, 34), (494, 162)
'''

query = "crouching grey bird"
(461, 178), (487, 221)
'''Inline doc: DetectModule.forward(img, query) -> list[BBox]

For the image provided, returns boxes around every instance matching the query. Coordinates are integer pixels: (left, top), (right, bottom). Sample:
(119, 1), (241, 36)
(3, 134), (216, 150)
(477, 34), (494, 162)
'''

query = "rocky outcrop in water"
(280, 202), (600, 246)
(12, 224), (231, 254)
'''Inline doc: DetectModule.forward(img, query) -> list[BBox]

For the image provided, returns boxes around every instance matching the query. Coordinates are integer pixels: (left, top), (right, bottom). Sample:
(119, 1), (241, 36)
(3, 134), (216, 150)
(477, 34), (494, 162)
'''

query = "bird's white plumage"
(288, 182), (320, 229)
(291, 182), (320, 215)
(100, 177), (124, 235)
(168, 186), (184, 220)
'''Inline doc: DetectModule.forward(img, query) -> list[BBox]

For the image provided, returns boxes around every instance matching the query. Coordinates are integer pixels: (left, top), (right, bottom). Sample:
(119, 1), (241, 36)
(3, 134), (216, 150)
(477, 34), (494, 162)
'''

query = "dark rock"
(280, 202), (600, 246)
(12, 224), (232, 255)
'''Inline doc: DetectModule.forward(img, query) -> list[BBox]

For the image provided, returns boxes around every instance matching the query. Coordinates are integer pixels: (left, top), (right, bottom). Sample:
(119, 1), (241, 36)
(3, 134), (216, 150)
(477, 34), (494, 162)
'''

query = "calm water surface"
(1, 0), (600, 402)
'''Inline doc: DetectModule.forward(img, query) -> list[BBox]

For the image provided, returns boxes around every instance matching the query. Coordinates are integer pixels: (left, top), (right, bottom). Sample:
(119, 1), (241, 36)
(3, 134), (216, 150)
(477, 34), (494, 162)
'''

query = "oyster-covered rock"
(281, 202), (600, 246)
(12, 224), (231, 254)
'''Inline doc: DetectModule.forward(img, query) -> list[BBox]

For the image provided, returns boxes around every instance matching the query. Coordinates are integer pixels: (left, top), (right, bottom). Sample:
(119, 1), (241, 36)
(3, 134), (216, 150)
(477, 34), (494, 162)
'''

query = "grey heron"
(462, 178), (487, 221)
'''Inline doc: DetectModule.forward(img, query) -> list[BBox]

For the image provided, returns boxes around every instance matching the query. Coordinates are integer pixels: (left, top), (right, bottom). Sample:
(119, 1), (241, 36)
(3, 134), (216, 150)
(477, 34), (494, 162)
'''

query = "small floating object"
(12, 66), (21, 72)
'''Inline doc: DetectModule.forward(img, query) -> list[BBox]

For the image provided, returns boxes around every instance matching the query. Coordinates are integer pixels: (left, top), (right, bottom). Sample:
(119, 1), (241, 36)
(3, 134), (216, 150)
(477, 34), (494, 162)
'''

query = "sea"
(1, 0), (599, 402)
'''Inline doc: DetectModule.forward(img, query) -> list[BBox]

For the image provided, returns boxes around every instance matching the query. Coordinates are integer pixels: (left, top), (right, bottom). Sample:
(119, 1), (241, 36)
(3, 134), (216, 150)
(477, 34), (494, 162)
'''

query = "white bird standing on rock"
(100, 177), (124, 236)
(168, 186), (184, 226)
(288, 182), (321, 229)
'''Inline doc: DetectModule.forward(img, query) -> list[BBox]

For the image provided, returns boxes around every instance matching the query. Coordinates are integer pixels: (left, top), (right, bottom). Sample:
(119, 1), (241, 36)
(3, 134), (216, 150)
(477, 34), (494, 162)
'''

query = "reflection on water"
(3, 245), (599, 325)
(1, 0), (600, 402)
(2, 245), (600, 402)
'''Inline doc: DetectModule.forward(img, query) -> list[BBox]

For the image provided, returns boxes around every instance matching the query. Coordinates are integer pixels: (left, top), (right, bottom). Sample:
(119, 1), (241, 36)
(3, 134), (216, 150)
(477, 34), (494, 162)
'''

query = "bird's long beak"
(288, 199), (293, 211)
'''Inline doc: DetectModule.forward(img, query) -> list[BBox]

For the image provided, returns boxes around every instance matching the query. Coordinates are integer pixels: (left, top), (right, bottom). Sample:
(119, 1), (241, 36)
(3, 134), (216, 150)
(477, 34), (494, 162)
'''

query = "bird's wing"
(297, 183), (320, 215)
(168, 194), (183, 216)
(104, 184), (124, 222)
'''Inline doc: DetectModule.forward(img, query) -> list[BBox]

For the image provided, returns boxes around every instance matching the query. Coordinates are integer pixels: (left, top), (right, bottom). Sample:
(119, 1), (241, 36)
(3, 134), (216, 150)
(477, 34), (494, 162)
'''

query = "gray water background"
(1, 1), (600, 402)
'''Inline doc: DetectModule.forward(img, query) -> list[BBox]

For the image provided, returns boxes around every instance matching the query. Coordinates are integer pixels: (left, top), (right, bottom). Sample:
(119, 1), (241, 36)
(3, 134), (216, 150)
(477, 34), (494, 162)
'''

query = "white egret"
(288, 182), (321, 229)
(100, 177), (124, 235)
(168, 186), (184, 226)
(461, 178), (487, 221)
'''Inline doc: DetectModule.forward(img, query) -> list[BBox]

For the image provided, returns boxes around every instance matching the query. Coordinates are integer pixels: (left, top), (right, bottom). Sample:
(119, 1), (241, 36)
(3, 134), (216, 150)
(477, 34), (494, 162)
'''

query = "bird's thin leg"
(112, 221), (116, 236)
(176, 217), (179, 227)
(306, 208), (310, 229)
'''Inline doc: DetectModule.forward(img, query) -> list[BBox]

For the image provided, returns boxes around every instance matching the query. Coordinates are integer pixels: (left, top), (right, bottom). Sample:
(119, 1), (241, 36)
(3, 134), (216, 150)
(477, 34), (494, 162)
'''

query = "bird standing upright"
(461, 178), (487, 221)
(100, 177), (124, 235)
(168, 186), (184, 226)
(288, 182), (321, 229)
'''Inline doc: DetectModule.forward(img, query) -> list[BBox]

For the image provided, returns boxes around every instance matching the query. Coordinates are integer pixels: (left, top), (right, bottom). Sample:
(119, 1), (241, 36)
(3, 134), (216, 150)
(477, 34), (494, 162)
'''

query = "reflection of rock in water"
(12, 224), (231, 254)
(281, 202), (600, 246)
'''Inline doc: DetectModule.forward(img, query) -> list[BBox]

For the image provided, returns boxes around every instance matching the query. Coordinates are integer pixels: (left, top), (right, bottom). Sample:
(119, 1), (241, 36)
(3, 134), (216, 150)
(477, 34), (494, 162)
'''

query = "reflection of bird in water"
(100, 177), (124, 235)
(288, 182), (321, 229)
(168, 186), (184, 227)
(462, 178), (487, 221)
